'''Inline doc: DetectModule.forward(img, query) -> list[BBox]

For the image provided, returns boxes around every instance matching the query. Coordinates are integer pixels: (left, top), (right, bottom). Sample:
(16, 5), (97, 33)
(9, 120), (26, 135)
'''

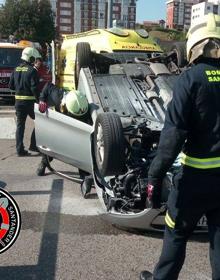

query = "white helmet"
(21, 47), (42, 63)
(64, 90), (88, 116)
(186, 13), (220, 63)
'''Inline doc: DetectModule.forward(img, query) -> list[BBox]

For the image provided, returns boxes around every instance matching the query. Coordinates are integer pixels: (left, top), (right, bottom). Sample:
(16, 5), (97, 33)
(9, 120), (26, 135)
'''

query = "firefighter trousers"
(153, 167), (220, 280)
(15, 101), (36, 154)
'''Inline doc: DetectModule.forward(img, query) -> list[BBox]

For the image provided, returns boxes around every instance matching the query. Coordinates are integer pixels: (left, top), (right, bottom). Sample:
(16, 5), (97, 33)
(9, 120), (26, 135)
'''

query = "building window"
(60, 2), (71, 8)
(113, 13), (120, 20)
(60, 25), (71, 32)
(83, 11), (88, 18)
(60, 10), (71, 16)
(60, 18), (71, 24)
(113, 6), (119, 12)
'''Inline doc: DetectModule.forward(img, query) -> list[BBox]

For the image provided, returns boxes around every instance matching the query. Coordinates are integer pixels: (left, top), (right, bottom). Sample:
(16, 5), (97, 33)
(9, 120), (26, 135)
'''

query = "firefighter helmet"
(21, 47), (42, 63)
(65, 90), (88, 116)
(186, 13), (220, 63)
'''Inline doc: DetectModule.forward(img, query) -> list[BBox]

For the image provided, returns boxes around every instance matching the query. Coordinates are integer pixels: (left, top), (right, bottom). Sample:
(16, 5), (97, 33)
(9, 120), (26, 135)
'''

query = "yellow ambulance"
(54, 28), (163, 90)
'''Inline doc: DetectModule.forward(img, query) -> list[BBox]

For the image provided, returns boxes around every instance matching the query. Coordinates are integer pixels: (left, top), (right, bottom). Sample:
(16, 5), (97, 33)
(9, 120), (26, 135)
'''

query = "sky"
(136, 0), (166, 23)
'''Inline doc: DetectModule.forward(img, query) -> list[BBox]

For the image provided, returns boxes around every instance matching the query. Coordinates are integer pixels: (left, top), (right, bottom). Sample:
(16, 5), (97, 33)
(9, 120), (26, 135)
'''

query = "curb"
(0, 110), (15, 114)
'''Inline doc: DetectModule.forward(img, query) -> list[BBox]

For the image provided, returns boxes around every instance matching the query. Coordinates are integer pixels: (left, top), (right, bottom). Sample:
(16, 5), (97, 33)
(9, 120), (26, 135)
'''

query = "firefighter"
(140, 13), (220, 280)
(36, 82), (89, 177)
(9, 47), (41, 156)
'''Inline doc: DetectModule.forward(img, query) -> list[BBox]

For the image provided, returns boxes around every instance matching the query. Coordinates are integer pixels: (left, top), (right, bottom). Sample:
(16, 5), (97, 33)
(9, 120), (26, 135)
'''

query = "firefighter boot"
(140, 271), (153, 280)
(37, 162), (46, 176)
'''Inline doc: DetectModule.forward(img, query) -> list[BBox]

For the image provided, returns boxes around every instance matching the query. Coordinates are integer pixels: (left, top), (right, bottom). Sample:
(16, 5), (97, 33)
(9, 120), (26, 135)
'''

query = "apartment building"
(191, 0), (220, 25)
(166, 0), (200, 30)
(56, 0), (137, 35)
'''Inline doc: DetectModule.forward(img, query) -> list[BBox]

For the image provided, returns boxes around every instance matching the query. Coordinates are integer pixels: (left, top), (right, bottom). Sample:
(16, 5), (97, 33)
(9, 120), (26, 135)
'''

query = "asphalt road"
(0, 104), (212, 280)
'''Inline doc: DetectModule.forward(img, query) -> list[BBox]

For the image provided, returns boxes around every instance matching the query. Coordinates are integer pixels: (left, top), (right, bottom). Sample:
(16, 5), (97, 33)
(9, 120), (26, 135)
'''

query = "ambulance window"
(107, 28), (129, 37)
(135, 29), (149, 38)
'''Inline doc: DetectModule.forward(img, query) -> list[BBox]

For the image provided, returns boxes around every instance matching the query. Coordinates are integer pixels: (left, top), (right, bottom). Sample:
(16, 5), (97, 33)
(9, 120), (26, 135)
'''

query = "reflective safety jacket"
(148, 58), (220, 185)
(9, 61), (39, 101)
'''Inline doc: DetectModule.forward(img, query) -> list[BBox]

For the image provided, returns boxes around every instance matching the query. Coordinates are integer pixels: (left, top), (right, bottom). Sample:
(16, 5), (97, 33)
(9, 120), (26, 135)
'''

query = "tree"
(34, 0), (56, 43)
(0, 0), (55, 43)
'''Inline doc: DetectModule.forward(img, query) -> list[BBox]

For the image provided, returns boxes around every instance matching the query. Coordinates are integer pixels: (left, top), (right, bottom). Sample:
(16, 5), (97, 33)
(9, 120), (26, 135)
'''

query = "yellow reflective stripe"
(16, 67), (28, 72)
(15, 95), (35, 100)
(181, 152), (220, 169)
(165, 212), (175, 229)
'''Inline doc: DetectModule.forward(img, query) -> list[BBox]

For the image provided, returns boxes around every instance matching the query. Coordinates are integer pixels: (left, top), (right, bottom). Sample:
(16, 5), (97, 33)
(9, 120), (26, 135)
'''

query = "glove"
(39, 101), (48, 113)
(147, 183), (162, 209)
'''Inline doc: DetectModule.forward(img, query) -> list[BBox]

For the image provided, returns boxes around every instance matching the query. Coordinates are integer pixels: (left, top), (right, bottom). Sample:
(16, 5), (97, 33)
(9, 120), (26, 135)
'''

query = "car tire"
(170, 42), (187, 67)
(75, 42), (92, 88)
(94, 113), (125, 177)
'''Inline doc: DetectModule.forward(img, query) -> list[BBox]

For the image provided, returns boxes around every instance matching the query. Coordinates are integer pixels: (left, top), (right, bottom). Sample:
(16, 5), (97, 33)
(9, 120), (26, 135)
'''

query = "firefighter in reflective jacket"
(140, 13), (220, 280)
(9, 47), (41, 156)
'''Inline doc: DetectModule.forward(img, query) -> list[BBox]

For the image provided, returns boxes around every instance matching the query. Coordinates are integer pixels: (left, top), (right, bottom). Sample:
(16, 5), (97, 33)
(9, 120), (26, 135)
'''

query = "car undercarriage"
(76, 48), (206, 231)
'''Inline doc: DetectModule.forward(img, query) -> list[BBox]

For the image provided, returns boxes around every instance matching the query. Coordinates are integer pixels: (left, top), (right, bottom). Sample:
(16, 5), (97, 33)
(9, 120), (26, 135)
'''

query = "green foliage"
(168, 30), (186, 41)
(135, 23), (186, 42)
(0, 0), (55, 43)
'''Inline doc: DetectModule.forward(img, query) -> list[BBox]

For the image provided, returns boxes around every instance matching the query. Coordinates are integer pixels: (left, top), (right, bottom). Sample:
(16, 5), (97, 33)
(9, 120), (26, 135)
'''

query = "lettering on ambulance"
(121, 45), (157, 50)
(205, 70), (220, 82)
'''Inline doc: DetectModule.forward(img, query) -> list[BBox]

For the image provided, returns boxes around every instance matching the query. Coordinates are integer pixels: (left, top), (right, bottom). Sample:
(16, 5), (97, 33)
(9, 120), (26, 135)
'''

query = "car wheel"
(75, 42), (92, 88)
(170, 42), (187, 67)
(94, 113), (125, 177)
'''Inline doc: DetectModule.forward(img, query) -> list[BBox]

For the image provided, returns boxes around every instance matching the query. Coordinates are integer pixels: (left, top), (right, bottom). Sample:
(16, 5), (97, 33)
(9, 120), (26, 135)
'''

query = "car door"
(35, 104), (93, 173)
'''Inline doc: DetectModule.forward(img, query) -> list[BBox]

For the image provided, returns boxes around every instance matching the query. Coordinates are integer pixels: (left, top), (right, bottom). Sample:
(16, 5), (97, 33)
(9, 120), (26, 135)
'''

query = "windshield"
(0, 48), (22, 68)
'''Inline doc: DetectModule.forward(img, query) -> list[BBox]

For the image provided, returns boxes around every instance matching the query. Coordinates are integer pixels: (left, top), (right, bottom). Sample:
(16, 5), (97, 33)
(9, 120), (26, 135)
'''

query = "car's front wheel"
(94, 113), (125, 177)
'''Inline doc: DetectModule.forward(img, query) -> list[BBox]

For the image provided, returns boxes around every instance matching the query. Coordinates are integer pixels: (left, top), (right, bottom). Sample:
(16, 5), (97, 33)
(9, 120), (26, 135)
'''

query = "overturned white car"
(35, 41), (207, 232)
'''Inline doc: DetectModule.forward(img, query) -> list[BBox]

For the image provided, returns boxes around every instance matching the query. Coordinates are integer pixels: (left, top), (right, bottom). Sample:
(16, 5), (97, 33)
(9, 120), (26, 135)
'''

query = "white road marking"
(0, 117), (16, 139)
